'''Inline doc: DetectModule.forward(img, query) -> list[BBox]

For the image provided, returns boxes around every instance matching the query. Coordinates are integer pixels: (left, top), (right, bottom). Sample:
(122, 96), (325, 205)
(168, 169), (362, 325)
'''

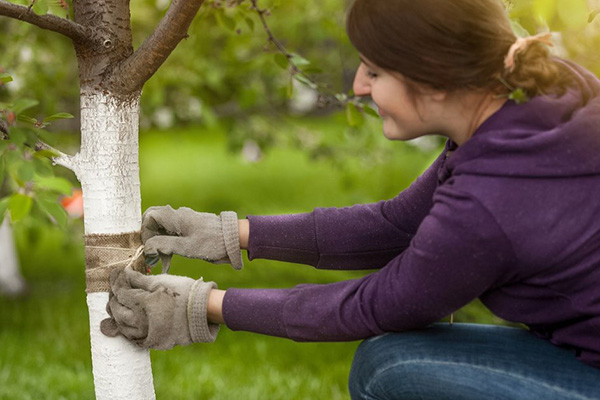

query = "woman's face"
(353, 59), (443, 141)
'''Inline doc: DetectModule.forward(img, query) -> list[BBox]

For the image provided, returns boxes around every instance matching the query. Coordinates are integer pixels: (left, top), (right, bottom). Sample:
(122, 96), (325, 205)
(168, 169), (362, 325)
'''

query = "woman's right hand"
(141, 205), (244, 271)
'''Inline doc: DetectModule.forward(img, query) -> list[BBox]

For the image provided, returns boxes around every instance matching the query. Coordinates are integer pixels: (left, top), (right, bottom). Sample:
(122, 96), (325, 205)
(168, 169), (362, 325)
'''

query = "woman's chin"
(382, 124), (404, 141)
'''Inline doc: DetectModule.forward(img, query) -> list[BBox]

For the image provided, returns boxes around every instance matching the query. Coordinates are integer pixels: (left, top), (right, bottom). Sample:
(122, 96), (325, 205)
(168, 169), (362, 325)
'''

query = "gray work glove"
(141, 205), (243, 273)
(100, 267), (219, 350)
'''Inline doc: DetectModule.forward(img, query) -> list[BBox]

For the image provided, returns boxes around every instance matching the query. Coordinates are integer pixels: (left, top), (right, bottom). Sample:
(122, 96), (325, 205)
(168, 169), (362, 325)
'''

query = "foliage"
(1, 0), (599, 163)
(0, 3), (77, 122)
(0, 0), (598, 219)
(0, 73), (74, 227)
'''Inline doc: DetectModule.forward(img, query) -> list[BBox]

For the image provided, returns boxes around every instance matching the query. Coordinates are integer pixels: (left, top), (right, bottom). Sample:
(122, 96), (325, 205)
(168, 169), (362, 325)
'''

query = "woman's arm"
(217, 185), (516, 340)
(245, 147), (448, 270)
(207, 288), (226, 325)
(238, 219), (249, 250)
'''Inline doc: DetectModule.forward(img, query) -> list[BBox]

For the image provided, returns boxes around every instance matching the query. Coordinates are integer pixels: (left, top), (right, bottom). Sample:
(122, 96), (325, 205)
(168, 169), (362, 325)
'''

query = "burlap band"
(84, 232), (146, 293)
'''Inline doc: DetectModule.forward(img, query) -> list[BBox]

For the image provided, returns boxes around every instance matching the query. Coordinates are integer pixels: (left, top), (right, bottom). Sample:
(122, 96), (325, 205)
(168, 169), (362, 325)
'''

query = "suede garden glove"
(100, 267), (219, 350)
(141, 205), (243, 273)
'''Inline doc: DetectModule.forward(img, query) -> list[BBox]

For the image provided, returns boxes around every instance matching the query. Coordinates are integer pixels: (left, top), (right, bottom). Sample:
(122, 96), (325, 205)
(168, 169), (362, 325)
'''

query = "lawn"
(0, 116), (503, 399)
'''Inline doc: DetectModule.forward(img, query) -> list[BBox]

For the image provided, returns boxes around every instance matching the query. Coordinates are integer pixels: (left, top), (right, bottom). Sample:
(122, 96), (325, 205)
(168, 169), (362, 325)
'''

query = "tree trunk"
(76, 91), (155, 399)
(0, 217), (27, 297)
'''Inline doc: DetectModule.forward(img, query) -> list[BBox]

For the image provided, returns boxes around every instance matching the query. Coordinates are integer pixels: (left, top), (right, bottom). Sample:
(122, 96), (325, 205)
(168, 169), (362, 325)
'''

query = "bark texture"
(74, 92), (155, 399)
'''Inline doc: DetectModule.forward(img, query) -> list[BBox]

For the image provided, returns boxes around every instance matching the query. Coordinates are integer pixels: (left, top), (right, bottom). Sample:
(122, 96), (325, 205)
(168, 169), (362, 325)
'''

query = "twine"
(84, 232), (147, 293)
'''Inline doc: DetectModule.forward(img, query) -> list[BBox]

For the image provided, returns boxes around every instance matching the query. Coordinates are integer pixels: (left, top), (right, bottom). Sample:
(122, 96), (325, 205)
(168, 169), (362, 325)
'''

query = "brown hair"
(346, 0), (573, 97)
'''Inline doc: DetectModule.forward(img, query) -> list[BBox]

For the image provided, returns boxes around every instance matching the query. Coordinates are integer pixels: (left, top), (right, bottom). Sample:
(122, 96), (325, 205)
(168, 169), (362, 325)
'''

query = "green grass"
(0, 117), (502, 399)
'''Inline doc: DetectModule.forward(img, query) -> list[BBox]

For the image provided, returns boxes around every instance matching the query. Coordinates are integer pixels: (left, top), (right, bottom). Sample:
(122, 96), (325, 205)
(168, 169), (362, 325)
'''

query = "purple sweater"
(223, 63), (600, 369)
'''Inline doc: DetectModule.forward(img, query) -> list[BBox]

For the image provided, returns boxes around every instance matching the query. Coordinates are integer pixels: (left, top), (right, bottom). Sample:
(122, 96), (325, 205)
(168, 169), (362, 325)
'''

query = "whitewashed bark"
(73, 92), (156, 399)
(0, 217), (27, 296)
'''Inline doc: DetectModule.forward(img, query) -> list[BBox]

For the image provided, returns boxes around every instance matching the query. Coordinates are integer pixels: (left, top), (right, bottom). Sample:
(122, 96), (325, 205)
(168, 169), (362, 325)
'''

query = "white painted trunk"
(74, 92), (155, 399)
(0, 217), (27, 296)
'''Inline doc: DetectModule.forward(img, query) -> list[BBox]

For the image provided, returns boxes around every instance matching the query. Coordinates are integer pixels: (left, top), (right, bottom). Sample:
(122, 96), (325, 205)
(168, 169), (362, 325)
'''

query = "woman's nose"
(353, 65), (371, 96)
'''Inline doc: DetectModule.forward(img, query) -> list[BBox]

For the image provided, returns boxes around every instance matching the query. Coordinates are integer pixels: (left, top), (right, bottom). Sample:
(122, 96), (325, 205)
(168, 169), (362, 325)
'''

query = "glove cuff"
(221, 211), (244, 270)
(187, 279), (220, 343)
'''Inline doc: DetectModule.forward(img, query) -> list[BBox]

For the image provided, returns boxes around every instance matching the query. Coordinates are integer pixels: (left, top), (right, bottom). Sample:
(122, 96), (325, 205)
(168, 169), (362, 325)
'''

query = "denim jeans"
(349, 324), (600, 400)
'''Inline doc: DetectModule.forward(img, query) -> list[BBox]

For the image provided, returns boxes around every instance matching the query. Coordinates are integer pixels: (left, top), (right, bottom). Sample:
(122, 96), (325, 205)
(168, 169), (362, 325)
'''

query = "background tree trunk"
(0, 217), (27, 297)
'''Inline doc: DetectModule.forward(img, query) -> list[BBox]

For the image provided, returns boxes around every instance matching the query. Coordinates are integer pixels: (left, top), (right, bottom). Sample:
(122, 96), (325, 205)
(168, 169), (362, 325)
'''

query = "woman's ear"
(429, 90), (448, 103)
(415, 84), (448, 104)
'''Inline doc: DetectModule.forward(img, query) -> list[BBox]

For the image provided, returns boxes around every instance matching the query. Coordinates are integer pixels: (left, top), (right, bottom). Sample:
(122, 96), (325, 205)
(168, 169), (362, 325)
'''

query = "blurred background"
(0, 0), (599, 398)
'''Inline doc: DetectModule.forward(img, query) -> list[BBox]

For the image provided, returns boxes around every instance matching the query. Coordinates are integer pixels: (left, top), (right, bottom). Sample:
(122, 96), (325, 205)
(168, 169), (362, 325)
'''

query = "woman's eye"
(366, 71), (378, 78)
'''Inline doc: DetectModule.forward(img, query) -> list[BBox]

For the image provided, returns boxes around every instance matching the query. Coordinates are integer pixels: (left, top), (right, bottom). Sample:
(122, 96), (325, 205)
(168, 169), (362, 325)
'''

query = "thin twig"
(19, 0), (35, 18)
(33, 140), (76, 172)
(249, 0), (341, 107)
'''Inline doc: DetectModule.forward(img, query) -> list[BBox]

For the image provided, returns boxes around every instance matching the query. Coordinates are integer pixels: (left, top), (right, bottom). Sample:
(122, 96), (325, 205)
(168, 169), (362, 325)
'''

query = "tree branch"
(0, 0), (92, 44)
(109, 0), (206, 93)
(34, 140), (76, 172)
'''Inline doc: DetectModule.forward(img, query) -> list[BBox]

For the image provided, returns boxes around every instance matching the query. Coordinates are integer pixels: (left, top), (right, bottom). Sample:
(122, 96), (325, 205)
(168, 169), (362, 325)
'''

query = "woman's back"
(441, 64), (600, 366)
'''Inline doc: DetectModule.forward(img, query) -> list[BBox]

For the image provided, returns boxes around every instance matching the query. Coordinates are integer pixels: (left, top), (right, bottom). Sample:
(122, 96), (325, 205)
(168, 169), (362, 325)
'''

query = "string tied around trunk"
(84, 232), (147, 293)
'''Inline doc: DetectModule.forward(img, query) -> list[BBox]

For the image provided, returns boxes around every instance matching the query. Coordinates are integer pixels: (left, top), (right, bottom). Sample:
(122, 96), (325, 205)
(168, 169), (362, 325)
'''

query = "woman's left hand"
(100, 267), (220, 350)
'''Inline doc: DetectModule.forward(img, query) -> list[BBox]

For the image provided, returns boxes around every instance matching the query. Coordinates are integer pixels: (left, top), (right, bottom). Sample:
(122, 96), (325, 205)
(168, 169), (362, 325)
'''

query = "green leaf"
(17, 114), (38, 125)
(363, 104), (380, 118)
(3, 148), (22, 167)
(508, 88), (530, 104)
(589, 9), (600, 23)
(37, 196), (68, 228)
(33, 0), (49, 15)
(301, 66), (323, 74)
(9, 193), (33, 222)
(17, 162), (35, 182)
(273, 53), (289, 70)
(34, 176), (73, 195)
(48, 1), (69, 17)
(244, 16), (255, 31)
(43, 112), (74, 123)
(0, 73), (13, 84)
(290, 53), (310, 67)
(0, 197), (9, 225)
(346, 103), (365, 127)
(24, 130), (39, 147)
(293, 74), (317, 89)
(11, 99), (39, 115)
(9, 128), (27, 147)
(33, 157), (53, 177)
(34, 149), (61, 159)
(215, 10), (237, 31)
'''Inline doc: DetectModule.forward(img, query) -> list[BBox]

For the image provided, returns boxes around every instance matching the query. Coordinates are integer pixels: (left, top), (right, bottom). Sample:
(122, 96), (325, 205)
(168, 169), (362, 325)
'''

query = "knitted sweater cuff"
(221, 211), (244, 270)
(187, 279), (220, 343)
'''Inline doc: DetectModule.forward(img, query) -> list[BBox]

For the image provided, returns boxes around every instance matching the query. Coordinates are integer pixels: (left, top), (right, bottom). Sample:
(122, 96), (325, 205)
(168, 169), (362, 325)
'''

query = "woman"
(101, 0), (600, 398)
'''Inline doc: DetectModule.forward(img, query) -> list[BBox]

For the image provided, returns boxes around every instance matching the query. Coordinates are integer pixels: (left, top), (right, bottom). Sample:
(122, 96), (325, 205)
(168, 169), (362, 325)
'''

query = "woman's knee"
(348, 334), (403, 400)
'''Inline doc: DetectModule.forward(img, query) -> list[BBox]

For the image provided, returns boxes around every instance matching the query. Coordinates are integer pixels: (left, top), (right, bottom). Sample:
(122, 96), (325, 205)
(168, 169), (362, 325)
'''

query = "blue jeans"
(349, 324), (600, 400)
